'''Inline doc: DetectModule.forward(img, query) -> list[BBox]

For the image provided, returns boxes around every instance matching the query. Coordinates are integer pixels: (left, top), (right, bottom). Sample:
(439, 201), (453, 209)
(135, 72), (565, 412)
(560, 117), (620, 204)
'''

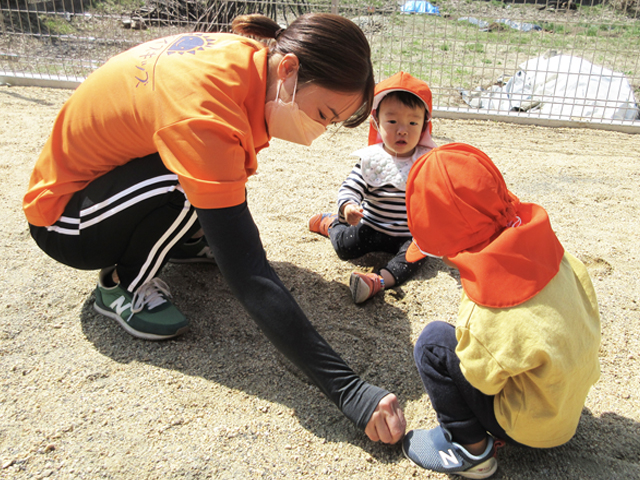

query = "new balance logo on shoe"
(110, 296), (132, 317)
(402, 428), (498, 479)
(197, 246), (214, 258)
(439, 449), (461, 467)
(94, 268), (189, 340)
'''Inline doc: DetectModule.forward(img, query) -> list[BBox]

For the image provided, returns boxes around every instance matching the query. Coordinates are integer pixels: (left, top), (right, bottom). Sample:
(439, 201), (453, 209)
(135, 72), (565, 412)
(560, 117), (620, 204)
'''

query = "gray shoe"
(402, 427), (498, 479)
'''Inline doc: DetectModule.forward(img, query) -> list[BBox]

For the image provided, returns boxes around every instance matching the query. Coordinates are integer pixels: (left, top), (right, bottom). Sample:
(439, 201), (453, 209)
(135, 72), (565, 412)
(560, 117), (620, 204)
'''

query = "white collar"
(352, 144), (433, 190)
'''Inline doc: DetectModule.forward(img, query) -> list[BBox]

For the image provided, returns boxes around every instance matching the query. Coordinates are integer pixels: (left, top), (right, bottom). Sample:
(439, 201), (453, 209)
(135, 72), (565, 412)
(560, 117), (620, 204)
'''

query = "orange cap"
(368, 71), (437, 149)
(406, 143), (564, 308)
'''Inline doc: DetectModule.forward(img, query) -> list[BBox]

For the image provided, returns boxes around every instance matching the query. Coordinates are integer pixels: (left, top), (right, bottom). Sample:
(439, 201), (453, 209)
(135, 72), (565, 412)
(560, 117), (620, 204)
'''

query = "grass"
(2, 0), (638, 110)
(92, 0), (147, 13)
(542, 22), (567, 34)
(39, 16), (77, 35)
(368, 5), (640, 105)
(465, 43), (485, 53)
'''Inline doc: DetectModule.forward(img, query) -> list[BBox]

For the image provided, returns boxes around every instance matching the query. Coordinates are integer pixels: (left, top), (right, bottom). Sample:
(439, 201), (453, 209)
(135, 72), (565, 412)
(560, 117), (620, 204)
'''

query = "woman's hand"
(364, 393), (406, 444)
(342, 203), (364, 226)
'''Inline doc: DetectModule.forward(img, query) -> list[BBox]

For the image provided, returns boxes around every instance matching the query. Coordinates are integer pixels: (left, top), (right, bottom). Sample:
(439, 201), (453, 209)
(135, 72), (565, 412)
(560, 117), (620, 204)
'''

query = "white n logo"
(439, 449), (460, 467)
(110, 296), (132, 316)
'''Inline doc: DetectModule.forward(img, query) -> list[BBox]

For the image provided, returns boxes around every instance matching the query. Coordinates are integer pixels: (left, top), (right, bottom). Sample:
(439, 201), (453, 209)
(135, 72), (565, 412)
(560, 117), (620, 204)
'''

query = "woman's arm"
(196, 202), (400, 433)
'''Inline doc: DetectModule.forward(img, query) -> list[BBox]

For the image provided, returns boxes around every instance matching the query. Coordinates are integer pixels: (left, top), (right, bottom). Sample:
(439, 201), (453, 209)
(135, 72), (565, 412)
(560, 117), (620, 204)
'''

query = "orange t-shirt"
(24, 33), (270, 227)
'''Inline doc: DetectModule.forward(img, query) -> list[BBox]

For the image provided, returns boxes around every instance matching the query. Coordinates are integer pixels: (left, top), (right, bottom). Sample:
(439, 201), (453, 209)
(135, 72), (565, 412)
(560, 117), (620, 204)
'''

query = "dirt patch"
(1, 85), (639, 479)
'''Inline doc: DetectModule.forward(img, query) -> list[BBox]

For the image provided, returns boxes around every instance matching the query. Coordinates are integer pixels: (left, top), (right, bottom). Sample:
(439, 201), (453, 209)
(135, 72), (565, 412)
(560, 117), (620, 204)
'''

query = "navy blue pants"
(329, 221), (427, 285)
(414, 321), (513, 445)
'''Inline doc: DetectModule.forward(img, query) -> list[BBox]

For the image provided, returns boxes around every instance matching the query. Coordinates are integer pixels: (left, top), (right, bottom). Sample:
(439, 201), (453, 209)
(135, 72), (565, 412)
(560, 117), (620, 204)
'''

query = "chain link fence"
(2, 0), (639, 130)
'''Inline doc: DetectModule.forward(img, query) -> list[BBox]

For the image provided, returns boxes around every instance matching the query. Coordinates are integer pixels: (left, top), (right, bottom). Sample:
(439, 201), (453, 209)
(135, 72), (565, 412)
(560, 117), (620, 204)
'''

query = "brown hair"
(232, 13), (374, 128)
(379, 91), (426, 113)
(376, 91), (429, 125)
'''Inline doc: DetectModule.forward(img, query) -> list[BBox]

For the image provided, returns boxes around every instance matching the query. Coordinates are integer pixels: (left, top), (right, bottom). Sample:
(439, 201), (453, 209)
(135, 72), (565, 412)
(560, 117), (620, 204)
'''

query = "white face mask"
(265, 75), (326, 146)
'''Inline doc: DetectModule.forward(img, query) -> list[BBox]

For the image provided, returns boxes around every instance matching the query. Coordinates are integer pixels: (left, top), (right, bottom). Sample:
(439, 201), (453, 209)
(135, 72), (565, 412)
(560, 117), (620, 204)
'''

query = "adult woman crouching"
(24, 13), (406, 444)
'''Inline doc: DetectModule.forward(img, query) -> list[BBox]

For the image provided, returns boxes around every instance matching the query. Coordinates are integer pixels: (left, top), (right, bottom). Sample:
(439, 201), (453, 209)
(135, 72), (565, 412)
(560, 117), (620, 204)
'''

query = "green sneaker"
(168, 236), (216, 264)
(93, 267), (189, 340)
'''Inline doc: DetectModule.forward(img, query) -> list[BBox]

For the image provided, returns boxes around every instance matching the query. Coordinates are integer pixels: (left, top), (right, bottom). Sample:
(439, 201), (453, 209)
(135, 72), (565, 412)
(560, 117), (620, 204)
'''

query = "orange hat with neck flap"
(405, 143), (565, 308)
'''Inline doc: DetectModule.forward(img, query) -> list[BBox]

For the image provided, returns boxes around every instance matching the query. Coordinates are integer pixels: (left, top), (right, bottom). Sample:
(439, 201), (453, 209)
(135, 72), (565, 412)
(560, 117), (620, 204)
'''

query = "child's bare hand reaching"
(342, 203), (364, 225)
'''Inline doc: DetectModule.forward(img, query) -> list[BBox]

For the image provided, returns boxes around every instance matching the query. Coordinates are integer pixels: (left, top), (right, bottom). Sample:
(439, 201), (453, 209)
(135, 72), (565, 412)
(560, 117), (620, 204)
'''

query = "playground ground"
(1, 85), (639, 479)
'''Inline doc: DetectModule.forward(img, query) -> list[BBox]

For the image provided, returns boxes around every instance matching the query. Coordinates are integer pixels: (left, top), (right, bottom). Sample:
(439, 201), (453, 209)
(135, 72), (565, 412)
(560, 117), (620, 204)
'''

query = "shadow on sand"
(79, 260), (438, 461)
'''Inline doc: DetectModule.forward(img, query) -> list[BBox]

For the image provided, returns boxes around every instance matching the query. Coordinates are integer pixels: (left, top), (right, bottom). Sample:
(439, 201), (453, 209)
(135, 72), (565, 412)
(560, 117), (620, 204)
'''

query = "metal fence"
(2, 0), (639, 131)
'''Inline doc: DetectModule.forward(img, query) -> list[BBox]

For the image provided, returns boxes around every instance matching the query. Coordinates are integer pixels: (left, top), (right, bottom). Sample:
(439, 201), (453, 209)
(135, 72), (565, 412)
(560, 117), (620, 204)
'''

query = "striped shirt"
(337, 144), (432, 237)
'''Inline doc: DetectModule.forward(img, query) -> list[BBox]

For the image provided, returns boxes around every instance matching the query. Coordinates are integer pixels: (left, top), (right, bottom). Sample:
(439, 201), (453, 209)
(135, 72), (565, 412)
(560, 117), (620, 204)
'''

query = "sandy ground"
(1, 85), (639, 479)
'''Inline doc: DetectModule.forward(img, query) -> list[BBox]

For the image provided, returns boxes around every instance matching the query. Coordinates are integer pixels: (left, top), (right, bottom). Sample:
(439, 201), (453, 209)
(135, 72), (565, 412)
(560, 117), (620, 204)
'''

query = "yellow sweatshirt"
(456, 252), (601, 448)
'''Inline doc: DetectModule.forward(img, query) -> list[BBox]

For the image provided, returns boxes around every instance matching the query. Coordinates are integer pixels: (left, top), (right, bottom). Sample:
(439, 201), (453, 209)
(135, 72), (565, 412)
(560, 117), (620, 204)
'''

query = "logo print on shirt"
(134, 33), (217, 89)
(166, 35), (216, 55)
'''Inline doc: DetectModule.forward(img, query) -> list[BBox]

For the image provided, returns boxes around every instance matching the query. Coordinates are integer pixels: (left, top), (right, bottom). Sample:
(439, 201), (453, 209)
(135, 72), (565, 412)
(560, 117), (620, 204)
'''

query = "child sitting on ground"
(401, 143), (601, 478)
(309, 71), (436, 303)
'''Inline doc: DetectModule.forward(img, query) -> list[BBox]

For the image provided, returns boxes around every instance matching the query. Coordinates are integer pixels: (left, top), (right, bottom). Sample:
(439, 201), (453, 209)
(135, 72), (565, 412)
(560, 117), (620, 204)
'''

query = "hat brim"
(406, 240), (428, 263)
(372, 88), (430, 113)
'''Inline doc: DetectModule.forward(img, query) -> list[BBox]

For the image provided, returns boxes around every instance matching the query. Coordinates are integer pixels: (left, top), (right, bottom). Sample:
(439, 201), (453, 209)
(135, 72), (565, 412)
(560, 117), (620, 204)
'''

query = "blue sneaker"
(402, 426), (498, 479)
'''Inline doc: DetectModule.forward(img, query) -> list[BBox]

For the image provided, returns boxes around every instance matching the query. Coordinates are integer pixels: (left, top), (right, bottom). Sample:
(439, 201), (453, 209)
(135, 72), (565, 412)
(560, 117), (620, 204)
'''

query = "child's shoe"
(308, 213), (338, 238)
(169, 236), (216, 264)
(93, 266), (189, 340)
(349, 272), (384, 304)
(402, 426), (498, 479)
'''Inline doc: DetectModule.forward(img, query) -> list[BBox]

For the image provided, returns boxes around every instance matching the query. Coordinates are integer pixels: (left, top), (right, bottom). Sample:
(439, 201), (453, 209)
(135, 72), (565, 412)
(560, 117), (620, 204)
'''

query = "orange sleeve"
(154, 118), (257, 209)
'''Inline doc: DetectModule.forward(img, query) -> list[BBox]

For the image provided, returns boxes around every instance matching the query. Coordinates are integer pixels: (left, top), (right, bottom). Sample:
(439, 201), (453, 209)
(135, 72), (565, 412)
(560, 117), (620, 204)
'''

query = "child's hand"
(343, 203), (364, 226)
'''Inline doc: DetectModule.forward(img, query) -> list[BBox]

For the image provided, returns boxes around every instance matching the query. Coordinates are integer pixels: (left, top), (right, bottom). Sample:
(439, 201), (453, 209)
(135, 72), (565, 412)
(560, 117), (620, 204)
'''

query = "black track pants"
(29, 153), (200, 292)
